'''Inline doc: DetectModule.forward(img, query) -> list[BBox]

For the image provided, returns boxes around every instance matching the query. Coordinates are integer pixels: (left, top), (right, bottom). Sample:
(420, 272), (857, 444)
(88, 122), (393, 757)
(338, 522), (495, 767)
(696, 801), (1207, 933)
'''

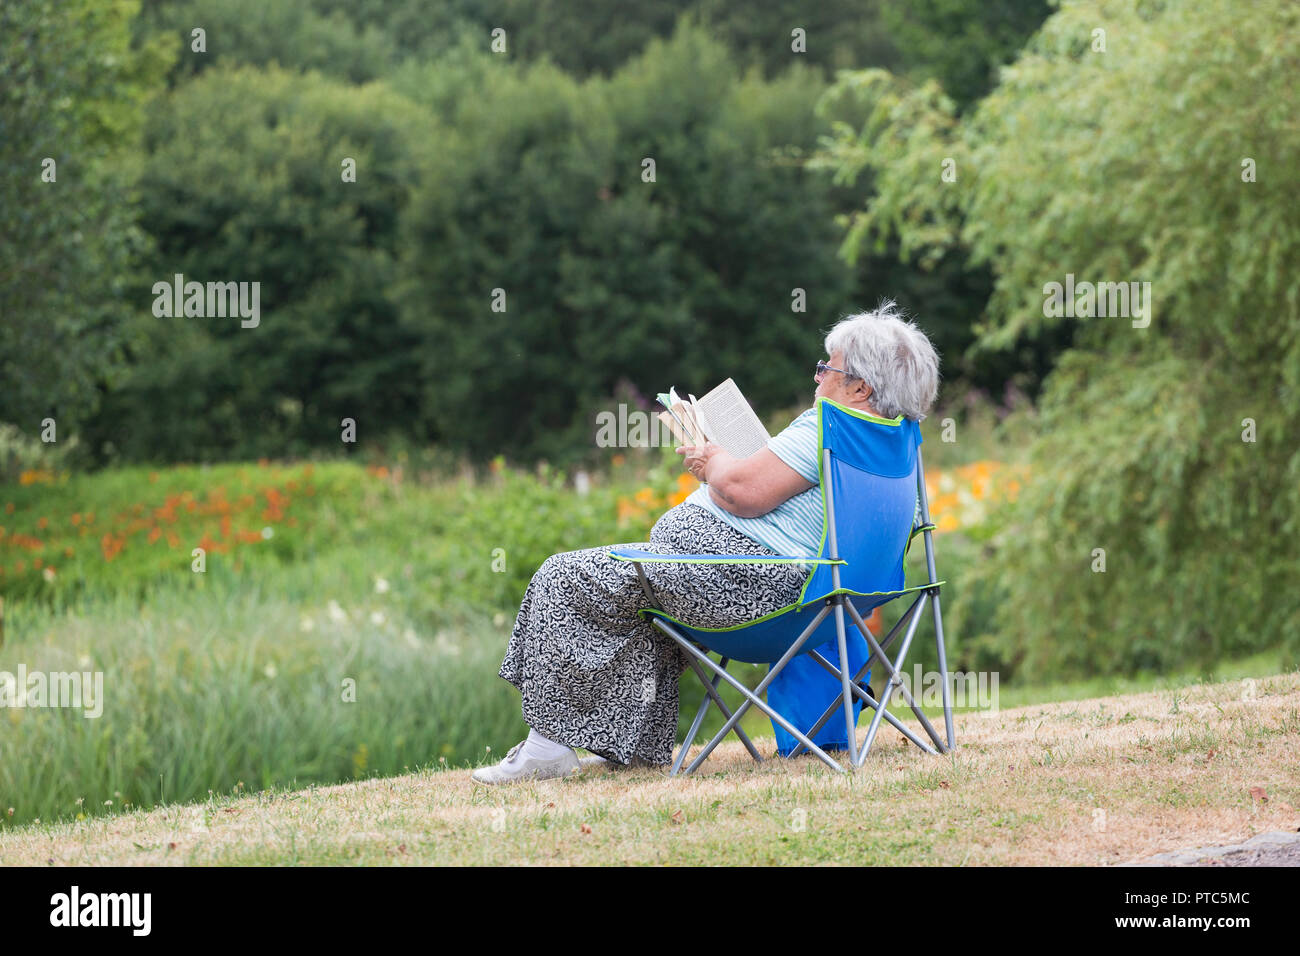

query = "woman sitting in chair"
(472, 301), (940, 784)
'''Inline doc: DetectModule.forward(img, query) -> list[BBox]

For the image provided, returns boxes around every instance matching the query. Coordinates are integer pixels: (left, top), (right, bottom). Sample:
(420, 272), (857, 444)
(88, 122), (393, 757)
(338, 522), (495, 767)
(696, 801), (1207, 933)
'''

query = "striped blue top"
(684, 405), (921, 557)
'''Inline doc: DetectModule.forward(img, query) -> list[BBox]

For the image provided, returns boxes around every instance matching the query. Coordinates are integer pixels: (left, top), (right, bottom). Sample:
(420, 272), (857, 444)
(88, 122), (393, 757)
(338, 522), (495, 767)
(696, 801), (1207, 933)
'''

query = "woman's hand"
(675, 441), (722, 482)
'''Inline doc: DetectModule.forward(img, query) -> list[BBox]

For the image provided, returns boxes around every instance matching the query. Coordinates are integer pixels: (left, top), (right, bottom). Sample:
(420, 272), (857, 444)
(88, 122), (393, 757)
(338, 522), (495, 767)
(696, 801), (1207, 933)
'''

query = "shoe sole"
(471, 763), (581, 786)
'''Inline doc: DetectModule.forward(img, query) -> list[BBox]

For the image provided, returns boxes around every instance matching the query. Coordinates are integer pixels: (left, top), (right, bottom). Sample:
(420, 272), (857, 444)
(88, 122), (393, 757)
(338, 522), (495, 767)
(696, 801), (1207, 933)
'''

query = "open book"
(656, 377), (771, 459)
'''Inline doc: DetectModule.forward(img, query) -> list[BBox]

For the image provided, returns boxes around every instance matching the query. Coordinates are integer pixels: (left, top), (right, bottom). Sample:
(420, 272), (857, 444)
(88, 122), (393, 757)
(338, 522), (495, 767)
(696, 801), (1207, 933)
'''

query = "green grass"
(2, 456), (676, 827)
(4, 671), (1296, 865)
(0, 430), (1289, 834)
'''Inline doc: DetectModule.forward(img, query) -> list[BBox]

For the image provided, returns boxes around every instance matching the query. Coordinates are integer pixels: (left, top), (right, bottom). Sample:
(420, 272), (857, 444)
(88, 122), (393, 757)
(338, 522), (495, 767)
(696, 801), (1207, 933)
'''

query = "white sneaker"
(471, 739), (581, 785)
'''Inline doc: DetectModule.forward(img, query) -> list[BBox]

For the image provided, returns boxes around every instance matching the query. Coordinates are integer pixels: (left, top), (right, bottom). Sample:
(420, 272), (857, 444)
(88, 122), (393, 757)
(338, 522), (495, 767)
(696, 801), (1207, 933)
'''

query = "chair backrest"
(796, 397), (922, 606)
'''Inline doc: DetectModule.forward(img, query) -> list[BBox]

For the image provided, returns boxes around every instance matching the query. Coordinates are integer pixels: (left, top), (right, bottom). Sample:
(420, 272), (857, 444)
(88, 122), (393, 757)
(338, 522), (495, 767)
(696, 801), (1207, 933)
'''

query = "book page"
(657, 410), (692, 446)
(673, 401), (704, 444)
(695, 378), (770, 459)
(687, 394), (715, 443)
(657, 390), (701, 445)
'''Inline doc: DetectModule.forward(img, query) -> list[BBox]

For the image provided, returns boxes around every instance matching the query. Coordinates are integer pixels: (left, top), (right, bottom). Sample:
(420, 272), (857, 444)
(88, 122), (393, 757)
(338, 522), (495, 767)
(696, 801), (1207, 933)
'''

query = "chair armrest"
(608, 547), (845, 566)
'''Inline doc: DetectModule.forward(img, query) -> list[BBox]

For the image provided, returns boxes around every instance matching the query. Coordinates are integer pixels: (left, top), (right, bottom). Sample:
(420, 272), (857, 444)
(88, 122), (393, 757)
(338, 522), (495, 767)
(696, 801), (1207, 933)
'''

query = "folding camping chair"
(608, 396), (954, 775)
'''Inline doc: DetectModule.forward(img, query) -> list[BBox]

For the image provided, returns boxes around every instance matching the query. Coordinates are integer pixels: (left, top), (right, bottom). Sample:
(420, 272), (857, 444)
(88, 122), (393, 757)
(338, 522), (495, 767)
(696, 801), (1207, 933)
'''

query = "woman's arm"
(677, 443), (815, 519)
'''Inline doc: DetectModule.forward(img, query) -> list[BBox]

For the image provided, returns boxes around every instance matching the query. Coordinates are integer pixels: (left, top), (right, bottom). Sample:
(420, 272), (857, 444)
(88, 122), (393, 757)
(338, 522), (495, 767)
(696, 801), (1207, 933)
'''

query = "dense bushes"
(1, 1), (1056, 467)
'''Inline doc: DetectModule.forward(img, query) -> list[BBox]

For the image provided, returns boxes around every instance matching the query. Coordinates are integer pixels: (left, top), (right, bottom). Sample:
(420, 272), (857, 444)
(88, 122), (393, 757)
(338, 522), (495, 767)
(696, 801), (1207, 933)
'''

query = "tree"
(397, 21), (858, 464)
(87, 67), (431, 461)
(821, 0), (1300, 676)
(880, 0), (1052, 109)
(0, 0), (173, 446)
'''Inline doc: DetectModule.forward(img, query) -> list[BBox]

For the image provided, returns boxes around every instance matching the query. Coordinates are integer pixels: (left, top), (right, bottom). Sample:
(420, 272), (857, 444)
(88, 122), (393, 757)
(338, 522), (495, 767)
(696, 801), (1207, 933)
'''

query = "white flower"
(264, 663), (278, 679)
(300, 615), (315, 632)
(374, 577), (390, 594)
(404, 628), (420, 649)
(370, 610), (386, 626)
(261, 526), (273, 539)
(327, 600), (347, 623)
(493, 612), (507, 628)
(433, 631), (462, 657)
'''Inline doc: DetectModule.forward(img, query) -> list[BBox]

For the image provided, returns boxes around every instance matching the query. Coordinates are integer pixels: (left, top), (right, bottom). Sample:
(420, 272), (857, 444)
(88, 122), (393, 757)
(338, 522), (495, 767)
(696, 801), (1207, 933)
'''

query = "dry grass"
(3, 672), (1297, 866)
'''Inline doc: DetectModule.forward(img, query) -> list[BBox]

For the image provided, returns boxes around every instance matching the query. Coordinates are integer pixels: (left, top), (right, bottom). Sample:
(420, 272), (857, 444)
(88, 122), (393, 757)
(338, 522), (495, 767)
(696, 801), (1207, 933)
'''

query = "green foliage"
(138, 0), (399, 83)
(880, 0), (1052, 109)
(88, 67), (431, 461)
(0, 0), (174, 438)
(342, 0), (902, 81)
(0, 440), (1006, 825)
(0, 453), (685, 825)
(47, 1), (1037, 467)
(0, 583), (520, 827)
(0, 424), (78, 485)
(140, 0), (905, 84)
(399, 21), (857, 463)
(824, 0), (1300, 677)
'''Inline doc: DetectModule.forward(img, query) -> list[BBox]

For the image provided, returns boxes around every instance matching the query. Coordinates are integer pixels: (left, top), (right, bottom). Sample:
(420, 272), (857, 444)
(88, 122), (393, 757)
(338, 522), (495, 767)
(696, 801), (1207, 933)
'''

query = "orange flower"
(100, 533), (125, 561)
(37, 517), (48, 529)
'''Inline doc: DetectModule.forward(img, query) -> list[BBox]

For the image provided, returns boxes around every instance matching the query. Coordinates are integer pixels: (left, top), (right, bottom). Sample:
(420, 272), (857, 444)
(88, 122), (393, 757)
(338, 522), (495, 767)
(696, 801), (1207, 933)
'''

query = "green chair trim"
(634, 579), (945, 635)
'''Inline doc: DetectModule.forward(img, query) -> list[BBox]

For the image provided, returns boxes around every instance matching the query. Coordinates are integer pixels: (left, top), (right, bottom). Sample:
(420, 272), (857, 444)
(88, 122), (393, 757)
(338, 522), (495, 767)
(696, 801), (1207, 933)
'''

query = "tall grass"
(0, 402), (1032, 828)
(1, 578), (521, 827)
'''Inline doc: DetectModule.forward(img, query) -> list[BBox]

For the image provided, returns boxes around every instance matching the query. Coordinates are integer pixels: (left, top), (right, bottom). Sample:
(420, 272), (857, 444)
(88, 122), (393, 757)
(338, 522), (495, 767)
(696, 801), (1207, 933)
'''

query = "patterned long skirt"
(499, 501), (811, 766)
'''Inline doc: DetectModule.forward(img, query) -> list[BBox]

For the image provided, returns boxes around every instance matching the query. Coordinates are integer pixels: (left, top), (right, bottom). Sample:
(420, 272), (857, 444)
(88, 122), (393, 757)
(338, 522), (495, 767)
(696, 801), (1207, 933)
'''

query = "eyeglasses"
(814, 360), (853, 384)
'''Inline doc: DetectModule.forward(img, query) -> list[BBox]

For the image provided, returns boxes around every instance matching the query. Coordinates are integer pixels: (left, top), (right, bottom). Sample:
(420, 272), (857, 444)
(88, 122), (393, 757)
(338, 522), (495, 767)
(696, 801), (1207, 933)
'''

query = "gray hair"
(823, 300), (940, 421)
